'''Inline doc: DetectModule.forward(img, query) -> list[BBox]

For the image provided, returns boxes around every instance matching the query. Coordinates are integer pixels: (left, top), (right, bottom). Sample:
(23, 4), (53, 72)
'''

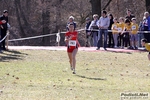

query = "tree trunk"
(14, 0), (26, 37)
(90, 0), (112, 48)
(146, 0), (150, 13)
(103, 0), (112, 10)
(90, 0), (101, 16)
(90, 0), (101, 47)
(41, 10), (50, 46)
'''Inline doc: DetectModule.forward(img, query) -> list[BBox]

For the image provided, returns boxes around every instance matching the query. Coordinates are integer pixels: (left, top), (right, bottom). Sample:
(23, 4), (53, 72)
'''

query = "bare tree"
(146, 0), (150, 12)
(90, 0), (101, 16)
(0, 0), (147, 46)
(103, 0), (112, 10)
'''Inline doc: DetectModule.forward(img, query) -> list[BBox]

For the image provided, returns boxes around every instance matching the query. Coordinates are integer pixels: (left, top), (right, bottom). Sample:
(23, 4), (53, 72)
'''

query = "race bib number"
(114, 25), (117, 28)
(118, 28), (122, 32)
(113, 25), (117, 30)
(132, 25), (136, 30)
(69, 40), (76, 46)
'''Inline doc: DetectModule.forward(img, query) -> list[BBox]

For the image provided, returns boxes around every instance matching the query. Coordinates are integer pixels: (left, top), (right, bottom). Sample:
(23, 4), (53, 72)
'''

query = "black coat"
(108, 18), (114, 30)
(0, 15), (8, 30)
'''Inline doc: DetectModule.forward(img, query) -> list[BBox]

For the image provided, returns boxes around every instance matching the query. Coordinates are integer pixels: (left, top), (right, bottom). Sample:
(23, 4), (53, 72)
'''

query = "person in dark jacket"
(108, 14), (114, 48)
(85, 17), (92, 47)
(125, 9), (135, 22)
(0, 10), (8, 50)
(66, 16), (76, 31)
(143, 12), (150, 43)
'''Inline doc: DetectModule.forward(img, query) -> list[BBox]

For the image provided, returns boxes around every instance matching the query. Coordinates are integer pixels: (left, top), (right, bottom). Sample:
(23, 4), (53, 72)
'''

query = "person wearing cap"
(88, 14), (99, 47)
(138, 13), (148, 47)
(0, 10), (8, 50)
(142, 12), (150, 43)
(66, 16), (76, 31)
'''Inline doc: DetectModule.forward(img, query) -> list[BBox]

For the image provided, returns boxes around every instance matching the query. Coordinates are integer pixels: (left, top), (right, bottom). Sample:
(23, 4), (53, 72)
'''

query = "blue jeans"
(0, 44), (1, 52)
(138, 33), (144, 47)
(97, 29), (108, 48)
(92, 31), (98, 47)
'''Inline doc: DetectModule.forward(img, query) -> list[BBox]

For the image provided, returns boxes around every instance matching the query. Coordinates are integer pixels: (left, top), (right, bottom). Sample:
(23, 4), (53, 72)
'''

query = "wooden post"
(57, 30), (61, 46)
(6, 30), (10, 50)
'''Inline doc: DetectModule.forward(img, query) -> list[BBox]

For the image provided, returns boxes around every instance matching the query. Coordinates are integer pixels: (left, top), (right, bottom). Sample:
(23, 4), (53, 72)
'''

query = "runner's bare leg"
(72, 49), (78, 71)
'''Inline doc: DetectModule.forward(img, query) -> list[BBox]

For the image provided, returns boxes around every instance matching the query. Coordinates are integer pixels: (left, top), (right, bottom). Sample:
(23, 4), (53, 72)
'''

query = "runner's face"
(69, 25), (74, 31)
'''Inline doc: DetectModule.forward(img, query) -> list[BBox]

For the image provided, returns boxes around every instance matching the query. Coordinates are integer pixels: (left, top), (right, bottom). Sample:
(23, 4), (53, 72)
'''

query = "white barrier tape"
(8, 33), (58, 42)
(83, 28), (150, 33)
(0, 33), (9, 43)
(7, 28), (150, 42)
(8, 29), (85, 42)
(77, 29), (85, 32)
(60, 31), (66, 34)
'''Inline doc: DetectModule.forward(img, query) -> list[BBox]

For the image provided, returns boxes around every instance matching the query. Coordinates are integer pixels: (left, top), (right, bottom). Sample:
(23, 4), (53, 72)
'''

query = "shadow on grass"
(0, 50), (28, 62)
(106, 48), (147, 54)
(75, 74), (106, 81)
(106, 50), (132, 54)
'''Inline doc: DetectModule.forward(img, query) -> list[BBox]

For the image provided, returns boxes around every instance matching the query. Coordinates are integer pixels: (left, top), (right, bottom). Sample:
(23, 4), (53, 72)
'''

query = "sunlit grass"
(0, 50), (150, 100)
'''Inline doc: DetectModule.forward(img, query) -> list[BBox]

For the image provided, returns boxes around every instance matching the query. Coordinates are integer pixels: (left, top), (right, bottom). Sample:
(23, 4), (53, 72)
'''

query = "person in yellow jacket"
(121, 18), (132, 49)
(118, 17), (125, 48)
(111, 18), (119, 48)
(131, 18), (139, 49)
(141, 38), (150, 61)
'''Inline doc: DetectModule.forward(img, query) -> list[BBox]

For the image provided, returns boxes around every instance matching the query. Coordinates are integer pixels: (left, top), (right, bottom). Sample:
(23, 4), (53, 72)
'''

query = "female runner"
(65, 23), (80, 74)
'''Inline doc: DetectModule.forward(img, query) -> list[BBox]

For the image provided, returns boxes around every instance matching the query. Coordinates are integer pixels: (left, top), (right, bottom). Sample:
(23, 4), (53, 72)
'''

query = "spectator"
(122, 18), (132, 49)
(96, 10), (110, 50)
(142, 12), (150, 42)
(108, 14), (114, 48)
(111, 18), (119, 48)
(85, 17), (92, 47)
(125, 9), (135, 22)
(131, 18), (139, 49)
(138, 17), (145, 47)
(89, 14), (99, 47)
(66, 16), (76, 31)
(0, 10), (8, 50)
(0, 20), (6, 52)
(117, 17), (125, 48)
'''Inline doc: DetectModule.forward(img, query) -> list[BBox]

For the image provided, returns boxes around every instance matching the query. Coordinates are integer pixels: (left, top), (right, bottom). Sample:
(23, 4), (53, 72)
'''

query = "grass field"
(0, 49), (150, 100)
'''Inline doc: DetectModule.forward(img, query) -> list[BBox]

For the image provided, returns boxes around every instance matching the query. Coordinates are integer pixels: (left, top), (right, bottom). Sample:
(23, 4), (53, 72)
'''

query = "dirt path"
(8, 46), (146, 53)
